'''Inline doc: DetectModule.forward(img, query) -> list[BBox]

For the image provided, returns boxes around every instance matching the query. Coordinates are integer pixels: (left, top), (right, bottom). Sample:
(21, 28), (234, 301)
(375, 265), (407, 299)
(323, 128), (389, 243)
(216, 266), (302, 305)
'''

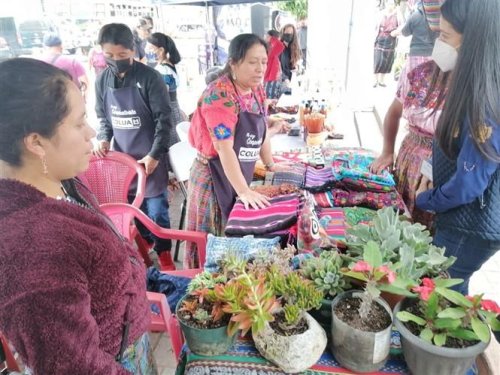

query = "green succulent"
(187, 271), (227, 293)
(346, 207), (456, 283)
(193, 309), (211, 323)
(301, 251), (349, 298)
(269, 271), (323, 326)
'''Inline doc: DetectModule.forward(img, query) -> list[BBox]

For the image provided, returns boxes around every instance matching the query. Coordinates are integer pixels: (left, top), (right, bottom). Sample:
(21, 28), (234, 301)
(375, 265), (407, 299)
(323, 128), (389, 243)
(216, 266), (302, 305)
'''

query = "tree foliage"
(277, 0), (308, 20)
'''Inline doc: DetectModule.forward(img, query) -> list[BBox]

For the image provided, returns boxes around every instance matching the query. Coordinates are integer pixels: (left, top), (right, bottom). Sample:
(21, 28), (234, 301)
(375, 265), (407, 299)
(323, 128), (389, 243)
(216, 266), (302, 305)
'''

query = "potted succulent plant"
(300, 250), (349, 330)
(175, 271), (236, 356)
(331, 241), (414, 373)
(217, 253), (327, 373)
(394, 277), (500, 375)
(346, 207), (456, 306)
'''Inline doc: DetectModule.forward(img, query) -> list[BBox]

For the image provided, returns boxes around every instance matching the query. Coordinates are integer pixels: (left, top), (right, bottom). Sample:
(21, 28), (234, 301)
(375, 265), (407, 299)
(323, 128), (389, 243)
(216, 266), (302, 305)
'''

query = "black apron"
(103, 79), (168, 198)
(208, 87), (266, 221)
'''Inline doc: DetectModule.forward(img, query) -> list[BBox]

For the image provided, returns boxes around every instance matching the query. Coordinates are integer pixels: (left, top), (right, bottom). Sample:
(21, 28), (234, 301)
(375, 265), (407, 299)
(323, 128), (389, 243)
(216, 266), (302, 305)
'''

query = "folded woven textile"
(318, 208), (346, 243)
(313, 189), (406, 212)
(332, 154), (395, 187)
(272, 163), (306, 187)
(304, 165), (337, 192)
(225, 193), (301, 236)
(204, 234), (281, 273)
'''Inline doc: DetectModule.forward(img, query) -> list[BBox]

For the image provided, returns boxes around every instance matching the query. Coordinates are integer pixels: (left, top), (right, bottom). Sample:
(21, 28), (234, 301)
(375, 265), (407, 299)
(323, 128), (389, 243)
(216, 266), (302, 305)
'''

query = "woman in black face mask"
(94, 23), (178, 271)
(279, 24), (301, 83)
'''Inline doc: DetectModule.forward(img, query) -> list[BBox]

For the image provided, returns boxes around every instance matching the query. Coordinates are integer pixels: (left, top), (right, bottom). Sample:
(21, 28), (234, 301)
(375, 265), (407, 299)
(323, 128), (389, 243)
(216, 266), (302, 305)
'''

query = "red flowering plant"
(396, 277), (500, 347)
(342, 241), (414, 320)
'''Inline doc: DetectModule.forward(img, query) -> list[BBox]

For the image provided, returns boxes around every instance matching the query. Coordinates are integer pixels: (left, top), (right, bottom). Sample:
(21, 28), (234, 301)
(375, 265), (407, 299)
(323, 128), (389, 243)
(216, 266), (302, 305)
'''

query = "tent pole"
(344, 0), (355, 91)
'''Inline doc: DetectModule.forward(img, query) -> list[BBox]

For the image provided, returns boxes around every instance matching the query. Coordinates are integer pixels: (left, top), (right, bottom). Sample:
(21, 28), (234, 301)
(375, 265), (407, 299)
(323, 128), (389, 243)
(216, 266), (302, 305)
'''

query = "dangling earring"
(231, 71), (236, 81)
(41, 156), (48, 175)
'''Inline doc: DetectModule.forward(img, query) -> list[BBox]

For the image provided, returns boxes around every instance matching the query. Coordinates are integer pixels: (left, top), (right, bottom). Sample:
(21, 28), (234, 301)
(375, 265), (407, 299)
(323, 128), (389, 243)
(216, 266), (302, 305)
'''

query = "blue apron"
(103, 79), (168, 198)
(208, 87), (267, 221)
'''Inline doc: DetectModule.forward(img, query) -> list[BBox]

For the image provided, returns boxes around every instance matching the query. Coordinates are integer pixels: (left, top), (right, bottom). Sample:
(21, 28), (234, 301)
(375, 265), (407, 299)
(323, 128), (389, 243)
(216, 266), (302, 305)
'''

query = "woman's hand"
(369, 152), (394, 174)
(415, 176), (433, 198)
(238, 188), (270, 210)
(137, 155), (159, 175)
(93, 140), (110, 157)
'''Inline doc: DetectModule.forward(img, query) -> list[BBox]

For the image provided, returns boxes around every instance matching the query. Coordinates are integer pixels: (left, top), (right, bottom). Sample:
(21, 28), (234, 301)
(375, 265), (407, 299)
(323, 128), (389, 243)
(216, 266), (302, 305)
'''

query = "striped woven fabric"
(304, 165), (336, 192)
(318, 208), (346, 243)
(423, 0), (444, 32)
(225, 193), (301, 236)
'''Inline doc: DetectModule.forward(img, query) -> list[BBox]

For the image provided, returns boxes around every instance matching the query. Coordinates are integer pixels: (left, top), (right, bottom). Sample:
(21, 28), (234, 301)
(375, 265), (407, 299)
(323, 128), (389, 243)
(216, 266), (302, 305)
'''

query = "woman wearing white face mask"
(370, 1), (448, 229)
(146, 33), (185, 127)
(416, 0), (500, 295)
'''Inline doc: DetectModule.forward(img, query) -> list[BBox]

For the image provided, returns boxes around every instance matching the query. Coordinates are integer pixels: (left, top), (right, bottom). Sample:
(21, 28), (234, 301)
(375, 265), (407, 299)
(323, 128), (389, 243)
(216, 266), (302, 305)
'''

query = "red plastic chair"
(0, 332), (20, 373)
(100, 203), (206, 362)
(79, 151), (152, 266)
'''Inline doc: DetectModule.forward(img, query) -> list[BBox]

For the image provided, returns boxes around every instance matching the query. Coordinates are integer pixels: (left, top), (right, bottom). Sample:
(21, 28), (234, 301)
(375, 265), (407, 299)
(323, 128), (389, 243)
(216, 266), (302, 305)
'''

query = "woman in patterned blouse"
(185, 34), (275, 268)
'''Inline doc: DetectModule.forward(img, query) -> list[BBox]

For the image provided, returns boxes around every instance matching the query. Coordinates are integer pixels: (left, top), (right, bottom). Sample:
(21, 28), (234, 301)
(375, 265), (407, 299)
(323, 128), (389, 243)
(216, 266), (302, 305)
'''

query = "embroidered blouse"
(396, 61), (445, 136)
(188, 73), (266, 157)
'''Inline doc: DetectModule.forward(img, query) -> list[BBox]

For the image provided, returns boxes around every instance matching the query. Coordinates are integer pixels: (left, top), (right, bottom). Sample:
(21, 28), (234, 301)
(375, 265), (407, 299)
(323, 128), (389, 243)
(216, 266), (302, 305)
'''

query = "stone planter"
(253, 312), (327, 373)
(330, 290), (393, 373)
(393, 299), (490, 375)
(176, 296), (236, 356)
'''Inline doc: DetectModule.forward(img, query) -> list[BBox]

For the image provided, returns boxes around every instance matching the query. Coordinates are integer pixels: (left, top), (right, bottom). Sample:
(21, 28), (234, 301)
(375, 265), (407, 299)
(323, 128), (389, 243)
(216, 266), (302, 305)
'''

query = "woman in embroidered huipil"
(186, 34), (275, 268)
(371, 59), (448, 229)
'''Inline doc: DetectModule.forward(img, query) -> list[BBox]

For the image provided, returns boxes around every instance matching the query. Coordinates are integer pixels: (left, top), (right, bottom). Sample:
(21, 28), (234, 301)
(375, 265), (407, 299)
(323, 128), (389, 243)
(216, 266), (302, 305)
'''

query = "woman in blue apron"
(185, 34), (275, 268)
(94, 23), (177, 271)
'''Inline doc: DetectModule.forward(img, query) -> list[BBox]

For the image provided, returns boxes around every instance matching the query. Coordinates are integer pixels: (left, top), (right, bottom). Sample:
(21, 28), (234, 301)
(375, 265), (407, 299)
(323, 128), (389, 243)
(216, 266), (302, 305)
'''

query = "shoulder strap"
(50, 54), (61, 65)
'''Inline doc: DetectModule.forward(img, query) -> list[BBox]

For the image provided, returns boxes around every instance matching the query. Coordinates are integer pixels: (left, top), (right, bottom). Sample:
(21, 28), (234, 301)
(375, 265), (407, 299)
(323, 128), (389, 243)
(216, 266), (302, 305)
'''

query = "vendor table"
(175, 330), (409, 375)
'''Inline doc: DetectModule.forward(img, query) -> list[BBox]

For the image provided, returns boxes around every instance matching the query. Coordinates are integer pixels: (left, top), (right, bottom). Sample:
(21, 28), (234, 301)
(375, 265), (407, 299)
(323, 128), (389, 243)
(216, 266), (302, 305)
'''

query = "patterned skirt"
(120, 333), (158, 375)
(394, 127), (434, 230)
(374, 36), (397, 74)
(170, 98), (185, 128)
(185, 159), (224, 268)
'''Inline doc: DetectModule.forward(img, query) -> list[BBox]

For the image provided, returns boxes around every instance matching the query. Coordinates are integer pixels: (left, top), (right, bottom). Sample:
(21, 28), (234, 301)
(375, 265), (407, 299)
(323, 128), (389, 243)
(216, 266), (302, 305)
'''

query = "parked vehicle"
(18, 19), (54, 49)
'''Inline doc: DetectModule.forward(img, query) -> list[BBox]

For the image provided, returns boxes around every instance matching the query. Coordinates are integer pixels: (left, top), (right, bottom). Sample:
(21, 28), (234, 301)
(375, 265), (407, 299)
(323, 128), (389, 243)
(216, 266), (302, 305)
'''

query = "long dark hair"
(221, 33), (268, 76)
(0, 58), (72, 166)
(147, 32), (181, 65)
(436, 0), (500, 161)
(280, 24), (301, 68)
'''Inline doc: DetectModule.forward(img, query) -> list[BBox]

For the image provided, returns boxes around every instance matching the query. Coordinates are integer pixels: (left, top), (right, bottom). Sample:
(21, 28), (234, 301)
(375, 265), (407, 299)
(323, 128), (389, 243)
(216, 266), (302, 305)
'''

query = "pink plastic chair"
(100, 202), (207, 268)
(147, 292), (185, 362)
(0, 332), (20, 372)
(79, 151), (152, 266)
(79, 151), (146, 207)
(100, 203), (206, 362)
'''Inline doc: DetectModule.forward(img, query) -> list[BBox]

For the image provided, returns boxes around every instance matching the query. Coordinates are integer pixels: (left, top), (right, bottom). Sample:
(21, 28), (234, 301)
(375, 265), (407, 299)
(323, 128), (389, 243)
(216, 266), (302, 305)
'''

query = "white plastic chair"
(176, 121), (190, 142)
(169, 141), (197, 260)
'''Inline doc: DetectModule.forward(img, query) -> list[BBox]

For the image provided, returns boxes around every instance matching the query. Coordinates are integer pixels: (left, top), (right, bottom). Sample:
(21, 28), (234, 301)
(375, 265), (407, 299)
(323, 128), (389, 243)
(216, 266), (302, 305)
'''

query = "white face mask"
(431, 38), (458, 72)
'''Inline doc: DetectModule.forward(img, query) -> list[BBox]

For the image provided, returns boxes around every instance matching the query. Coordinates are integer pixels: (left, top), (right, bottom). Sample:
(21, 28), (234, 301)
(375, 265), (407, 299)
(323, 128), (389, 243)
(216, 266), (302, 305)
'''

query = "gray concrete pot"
(330, 290), (393, 373)
(252, 312), (327, 373)
(393, 299), (490, 375)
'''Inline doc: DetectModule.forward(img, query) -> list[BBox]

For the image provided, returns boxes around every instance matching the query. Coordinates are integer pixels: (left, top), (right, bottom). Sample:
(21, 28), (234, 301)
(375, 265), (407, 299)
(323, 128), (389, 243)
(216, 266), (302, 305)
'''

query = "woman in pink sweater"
(0, 58), (156, 374)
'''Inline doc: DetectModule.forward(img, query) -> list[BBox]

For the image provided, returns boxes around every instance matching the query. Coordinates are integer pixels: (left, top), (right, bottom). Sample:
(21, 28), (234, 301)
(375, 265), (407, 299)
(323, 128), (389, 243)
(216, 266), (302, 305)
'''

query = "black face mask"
(106, 57), (132, 75)
(282, 34), (293, 43)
